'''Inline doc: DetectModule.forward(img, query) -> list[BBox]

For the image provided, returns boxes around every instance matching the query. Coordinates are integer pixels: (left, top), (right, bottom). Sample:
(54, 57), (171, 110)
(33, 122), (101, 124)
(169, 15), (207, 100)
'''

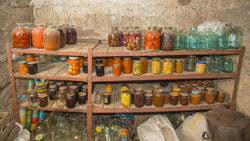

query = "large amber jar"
(205, 87), (215, 104)
(12, 23), (31, 48)
(153, 89), (164, 107)
(190, 90), (201, 105)
(144, 27), (160, 51)
(32, 24), (45, 48)
(56, 25), (66, 48)
(139, 57), (148, 74)
(122, 57), (132, 74)
(160, 27), (176, 51)
(66, 25), (77, 44)
(174, 59), (183, 73)
(163, 58), (173, 74)
(108, 27), (121, 47)
(43, 25), (60, 50)
(127, 27), (142, 51)
(134, 87), (144, 108)
(151, 58), (161, 74)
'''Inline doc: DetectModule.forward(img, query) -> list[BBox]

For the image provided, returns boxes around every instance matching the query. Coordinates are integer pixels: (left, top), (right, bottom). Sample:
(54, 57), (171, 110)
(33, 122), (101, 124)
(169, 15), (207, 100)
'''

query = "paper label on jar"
(67, 64), (72, 72)
(103, 97), (108, 103)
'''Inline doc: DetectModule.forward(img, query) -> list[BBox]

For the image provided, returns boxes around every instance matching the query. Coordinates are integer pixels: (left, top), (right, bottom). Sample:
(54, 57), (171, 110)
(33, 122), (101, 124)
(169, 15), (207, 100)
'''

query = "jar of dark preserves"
(66, 92), (76, 108)
(205, 87), (215, 104)
(160, 27), (176, 51)
(69, 85), (79, 99)
(163, 89), (170, 104)
(56, 25), (66, 47)
(95, 64), (105, 76)
(134, 87), (144, 108)
(66, 25), (77, 44)
(144, 93), (153, 106)
(28, 61), (38, 74)
(153, 89), (164, 107)
(180, 93), (188, 106)
(197, 86), (205, 101)
(103, 92), (111, 105)
(83, 61), (88, 73)
(108, 27), (121, 47)
(170, 92), (179, 105)
(48, 84), (58, 100)
(28, 90), (39, 107)
(129, 88), (135, 104)
(78, 92), (87, 105)
(76, 82), (84, 90)
(95, 59), (103, 65)
(81, 85), (88, 93)
(38, 93), (48, 107)
(216, 90), (225, 103)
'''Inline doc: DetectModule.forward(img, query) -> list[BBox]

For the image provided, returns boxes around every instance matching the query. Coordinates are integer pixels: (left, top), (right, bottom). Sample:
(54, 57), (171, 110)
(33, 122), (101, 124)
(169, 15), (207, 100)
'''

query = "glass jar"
(222, 58), (233, 73)
(127, 27), (142, 51)
(67, 57), (80, 75)
(185, 84), (191, 94)
(43, 25), (60, 50)
(214, 27), (227, 50)
(39, 93), (48, 107)
(179, 85), (187, 93)
(152, 84), (161, 93)
(69, 85), (80, 97)
(56, 86), (67, 107)
(186, 28), (201, 51)
(25, 54), (36, 62)
(174, 59), (183, 73)
(32, 24), (45, 48)
(144, 93), (153, 106)
(120, 85), (129, 93)
(56, 25), (66, 48)
(103, 92), (111, 105)
(120, 27), (129, 46)
(66, 25), (77, 44)
(63, 24), (68, 42)
(95, 64), (105, 76)
(157, 27), (163, 34)
(160, 27), (176, 51)
(36, 82), (47, 95)
(217, 90), (225, 103)
(190, 90), (201, 105)
(108, 27), (121, 47)
(175, 29), (184, 50)
(122, 57), (132, 74)
(170, 92), (179, 105)
(195, 61), (206, 74)
(28, 61), (38, 74)
(18, 61), (28, 74)
(48, 84), (58, 100)
(226, 26), (243, 49)
(66, 92), (76, 108)
(180, 93), (188, 106)
(139, 57), (148, 74)
(121, 90), (131, 108)
(214, 56), (224, 73)
(12, 23), (31, 48)
(205, 87), (215, 104)
(134, 87), (144, 107)
(106, 84), (112, 93)
(78, 92), (87, 105)
(81, 85), (88, 95)
(108, 58), (113, 66)
(184, 56), (197, 72)
(102, 58), (108, 67)
(28, 90), (39, 107)
(163, 58), (173, 74)
(113, 64), (121, 76)
(163, 89), (170, 104)
(144, 27), (160, 51)
(200, 28), (215, 50)
(151, 58), (161, 74)
(182, 28), (190, 50)
(153, 89), (164, 107)
(133, 60), (142, 76)
(83, 61), (88, 73)
(197, 86), (205, 101)
(204, 56), (215, 73)
(113, 57), (122, 65)
(23, 23), (33, 46)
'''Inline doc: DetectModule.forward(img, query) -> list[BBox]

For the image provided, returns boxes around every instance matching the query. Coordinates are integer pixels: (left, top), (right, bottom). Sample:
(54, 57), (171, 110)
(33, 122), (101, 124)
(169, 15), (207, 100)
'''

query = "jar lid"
(56, 81), (65, 86)
(69, 57), (79, 60)
(164, 58), (173, 61)
(59, 86), (67, 90)
(70, 85), (78, 90)
(112, 63), (121, 67)
(66, 92), (75, 97)
(191, 90), (200, 94)
(202, 81), (209, 85)
(18, 61), (27, 65)
(103, 92), (111, 96)
(134, 60), (142, 63)
(152, 58), (160, 61)
(163, 89), (170, 94)
(206, 87), (215, 91)
(139, 57), (147, 61)
(79, 92), (87, 96)
(180, 93), (188, 96)
(179, 85), (186, 88)
(121, 90), (129, 94)
(49, 84), (57, 89)
(135, 86), (143, 91)
(48, 81), (55, 84)
(29, 90), (37, 95)
(155, 89), (163, 93)
(123, 57), (131, 60)
(27, 61), (37, 65)
(173, 87), (181, 91)
(82, 85), (88, 89)
(144, 93), (153, 97)
(37, 82), (45, 87)
(197, 61), (206, 64)
(197, 86), (205, 90)
(113, 57), (121, 60)
(39, 93), (47, 98)
(170, 92), (179, 96)
(67, 81), (74, 85)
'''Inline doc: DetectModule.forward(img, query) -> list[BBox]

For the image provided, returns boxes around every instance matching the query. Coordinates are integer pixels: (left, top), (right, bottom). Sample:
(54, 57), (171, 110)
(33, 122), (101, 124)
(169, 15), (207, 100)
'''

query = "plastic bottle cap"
(18, 61), (27, 65)
(192, 90), (200, 94)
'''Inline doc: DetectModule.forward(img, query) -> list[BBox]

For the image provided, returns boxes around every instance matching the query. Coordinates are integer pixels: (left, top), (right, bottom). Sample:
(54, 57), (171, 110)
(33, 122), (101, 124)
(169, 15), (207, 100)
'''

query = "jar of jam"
(95, 64), (105, 76)
(163, 58), (173, 74)
(144, 27), (160, 51)
(190, 90), (201, 105)
(56, 25), (66, 48)
(78, 92), (87, 105)
(106, 84), (112, 92)
(144, 93), (153, 106)
(12, 23), (31, 48)
(196, 61), (206, 74)
(66, 92), (76, 108)
(121, 90), (131, 107)
(36, 82), (47, 95)
(174, 59), (183, 73)
(205, 87), (215, 104)
(39, 93), (48, 107)
(130, 88), (135, 104)
(139, 57), (148, 74)
(28, 90), (39, 107)
(180, 93), (188, 106)
(103, 92), (111, 105)
(66, 25), (77, 44)
(108, 27), (121, 47)
(83, 61), (88, 73)
(163, 89), (170, 104)
(122, 57), (132, 74)
(151, 58), (161, 74)
(113, 64), (121, 76)
(18, 61), (28, 74)
(67, 57), (80, 75)
(120, 27), (129, 46)
(112, 57), (122, 65)
(133, 60), (143, 76)
(108, 58), (113, 66)
(28, 61), (38, 75)
(25, 55), (36, 62)
(134, 87), (144, 107)
(48, 84), (58, 100)
(102, 58), (108, 67)
(69, 85), (79, 97)
(32, 24), (45, 48)
(197, 86), (205, 101)
(185, 84), (191, 94)
(127, 27), (142, 51)
(160, 27), (176, 51)
(170, 92), (179, 105)
(179, 85), (187, 93)
(43, 25), (60, 50)
(153, 89), (164, 107)
(217, 90), (225, 103)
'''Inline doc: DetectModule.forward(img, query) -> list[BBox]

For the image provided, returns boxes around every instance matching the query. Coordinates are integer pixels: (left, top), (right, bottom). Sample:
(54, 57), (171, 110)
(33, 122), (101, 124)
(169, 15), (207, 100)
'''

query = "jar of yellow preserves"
(151, 58), (161, 74)
(174, 59), (183, 73)
(195, 61), (206, 74)
(133, 60), (142, 76)
(120, 85), (129, 94)
(121, 90), (131, 107)
(163, 58), (173, 74)
(106, 84), (112, 92)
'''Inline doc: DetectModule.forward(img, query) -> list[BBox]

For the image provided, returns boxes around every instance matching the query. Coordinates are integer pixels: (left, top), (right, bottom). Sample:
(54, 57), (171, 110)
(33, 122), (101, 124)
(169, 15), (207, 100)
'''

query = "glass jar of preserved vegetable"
(163, 89), (170, 104)
(163, 58), (173, 74)
(151, 58), (161, 74)
(12, 23), (31, 48)
(95, 64), (105, 76)
(134, 87), (144, 107)
(186, 28), (201, 51)
(190, 90), (201, 105)
(66, 92), (76, 108)
(43, 25), (60, 50)
(122, 57), (132, 74)
(28, 90), (39, 107)
(153, 89), (164, 107)
(113, 64), (121, 76)
(127, 27), (142, 51)
(217, 90), (225, 103)
(48, 84), (58, 100)
(108, 27), (121, 47)
(222, 58), (233, 73)
(174, 59), (183, 73)
(121, 90), (131, 107)
(67, 57), (80, 75)
(66, 25), (77, 44)
(160, 27), (176, 51)
(205, 87), (215, 104)
(214, 27), (227, 50)
(180, 93), (188, 106)
(139, 57), (148, 74)
(18, 61), (28, 74)
(144, 27), (160, 51)
(197, 86), (205, 101)
(133, 60), (142, 76)
(195, 61), (206, 74)
(106, 84), (112, 93)
(144, 93), (153, 106)
(32, 24), (45, 48)
(56, 25), (66, 48)
(170, 92), (179, 105)
(226, 26), (243, 49)
(184, 55), (197, 72)
(120, 27), (129, 46)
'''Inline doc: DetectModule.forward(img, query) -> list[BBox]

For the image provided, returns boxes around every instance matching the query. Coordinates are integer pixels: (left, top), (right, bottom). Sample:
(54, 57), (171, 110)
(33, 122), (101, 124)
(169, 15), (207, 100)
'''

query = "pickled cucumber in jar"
(133, 60), (142, 75)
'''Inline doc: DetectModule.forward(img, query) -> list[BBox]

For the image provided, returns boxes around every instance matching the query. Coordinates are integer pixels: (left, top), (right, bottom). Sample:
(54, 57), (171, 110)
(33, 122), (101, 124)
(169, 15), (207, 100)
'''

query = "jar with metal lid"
(217, 90), (225, 103)
(56, 86), (67, 107)
(112, 57), (122, 65)
(106, 84), (112, 93)
(95, 64), (105, 76)
(69, 85), (79, 96)
(197, 86), (205, 101)
(160, 27), (176, 51)
(28, 61), (38, 74)
(39, 93), (48, 107)
(144, 93), (153, 106)
(139, 57), (148, 74)
(48, 84), (58, 100)
(56, 81), (66, 87)
(134, 87), (144, 107)
(18, 61), (28, 74)
(133, 60), (142, 76)
(190, 90), (201, 105)
(67, 57), (80, 75)
(180, 93), (188, 106)
(108, 27), (121, 47)
(127, 27), (142, 51)
(83, 61), (88, 73)
(170, 92), (179, 105)
(103, 92), (111, 105)
(163, 58), (173, 74)
(66, 92), (76, 108)
(130, 88), (135, 104)
(56, 25), (66, 48)
(163, 89), (170, 104)
(184, 56), (197, 72)
(174, 59), (183, 73)
(78, 92), (87, 105)
(205, 87), (215, 104)
(66, 81), (74, 88)
(120, 27), (129, 46)
(121, 90), (131, 107)
(12, 23), (31, 48)
(153, 89), (164, 107)
(185, 84), (191, 94)
(122, 57), (132, 74)
(179, 85), (187, 93)
(144, 27), (160, 51)
(28, 90), (39, 107)
(222, 58), (233, 73)
(36, 82), (47, 95)
(25, 54), (36, 62)
(108, 58), (113, 66)
(151, 58), (161, 74)
(113, 64), (121, 76)
(152, 84), (161, 93)
(66, 25), (77, 44)
(43, 25), (60, 50)
(195, 61), (206, 74)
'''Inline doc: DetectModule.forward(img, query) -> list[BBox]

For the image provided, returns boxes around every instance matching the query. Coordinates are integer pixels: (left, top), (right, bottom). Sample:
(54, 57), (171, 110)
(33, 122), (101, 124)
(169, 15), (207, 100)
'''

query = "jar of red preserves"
(120, 27), (129, 46)
(32, 24), (45, 48)
(56, 25), (66, 48)
(144, 27), (160, 51)
(43, 25), (60, 50)
(12, 23), (31, 48)
(127, 27), (142, 51)
(66, 25), (77, 44)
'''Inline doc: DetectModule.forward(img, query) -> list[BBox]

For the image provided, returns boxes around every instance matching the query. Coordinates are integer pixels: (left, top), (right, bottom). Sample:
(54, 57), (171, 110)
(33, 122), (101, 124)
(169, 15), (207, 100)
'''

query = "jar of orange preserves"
(32, 24), (45, 48)
(25, 55), (36, 62)
(102, 58), (108, 67)
(18, 61), (28, 74)
(67, 57), (80, 75)
(174, 59), (183, 73)
(144, 27), (160, 51)
(113, 64), (121, 76)
(122, 57), (132, 74)
(108, 58), (113, 66)
(113, 57), (122, 65)
(12, 23), (31, 48)
(79, 57), (84, 68)
(43, 25), (60, 50)
(139, 57), (148, 74)
(163, 58), (173, 74)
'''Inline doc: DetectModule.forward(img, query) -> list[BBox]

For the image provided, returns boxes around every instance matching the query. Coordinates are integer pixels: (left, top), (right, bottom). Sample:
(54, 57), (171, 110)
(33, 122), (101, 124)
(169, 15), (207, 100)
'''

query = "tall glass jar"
(133, 60), (142, 76)
(121, 90), (131, 108)
(139, 57), (148, 74)
(163, 58), (173, 74)
(222, 58), (233, 73)
(134, 87), (144, 107)
(186, 28), (201, 51)
(66, 25), (77, 44)
(153, 89), (164, 107)
(200, 28), (216, 50)
(32, 24), (45, 48)
(43, 25), (60, 50)
(120, 27), (129, 46)
(56, 25), (66, 48)
(144, 27), (160, 51)
(122, 57), (132, 74)
(108, 27), (121, 47)
(204, 56), (215, 73)
(151, 58), (161, 74)
(12, 23), (31, 48)
(160, 27), (176, 51)
(226, 26), (243, 49)
(48, 84), (58, 100)
(175, 29), (183, 50)
(184, 55), (197, 72)
(214, 27), (227, 50)
(127, 27), (142, 51)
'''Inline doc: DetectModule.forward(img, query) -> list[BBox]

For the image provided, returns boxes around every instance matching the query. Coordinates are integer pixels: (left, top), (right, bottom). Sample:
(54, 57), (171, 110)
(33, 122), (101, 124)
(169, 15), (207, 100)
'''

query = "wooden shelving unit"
(6, 40), (245, 141)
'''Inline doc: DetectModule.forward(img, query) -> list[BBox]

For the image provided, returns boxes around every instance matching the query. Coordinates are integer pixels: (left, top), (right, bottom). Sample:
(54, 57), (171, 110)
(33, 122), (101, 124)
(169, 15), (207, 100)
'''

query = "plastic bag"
(197, 19), (226, 33)
(137, 115), (180, 141)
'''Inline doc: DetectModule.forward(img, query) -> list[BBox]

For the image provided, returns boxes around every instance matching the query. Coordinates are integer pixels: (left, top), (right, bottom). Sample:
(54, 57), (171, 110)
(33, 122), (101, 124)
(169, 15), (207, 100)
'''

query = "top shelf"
(92, 43), (243, 57)
(9, 41), (99, 57)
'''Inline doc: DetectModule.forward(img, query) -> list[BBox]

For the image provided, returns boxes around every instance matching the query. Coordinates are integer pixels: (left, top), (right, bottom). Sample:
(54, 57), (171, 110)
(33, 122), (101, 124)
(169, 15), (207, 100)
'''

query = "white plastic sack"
(14, 122), (30, 141)
(176, 113), (207, 141)
(137, 115), (180, 141)
(197, 19), (226, 33)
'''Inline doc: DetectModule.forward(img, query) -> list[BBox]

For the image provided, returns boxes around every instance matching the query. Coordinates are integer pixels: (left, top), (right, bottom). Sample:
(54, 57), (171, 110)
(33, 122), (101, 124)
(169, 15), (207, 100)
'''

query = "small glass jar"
(185, 84), (192, 94)
(170, 92), (179, 105)
(174, 59), (183, 73)
(25, 54), (36, 62)
(66, 92), (76, 108)
(144, 27), (160, 51)
(78, 92), (87, 105)
(66, 25), (77, 44)
(56, 25), (66, 48)
(67, 57), (80, 75)
(217, 90), (225, 103)
(127, 27), (142, 51)
(121, 90), (131, 107)
(28, 90), (39, 107)
(133, 60), (142, 76)
(108, 58), (113, 66)
(108, 27), (121, 47)
(106, 84), (112, 92)
(130, 88), (135, 104)
(28, 61), (38, 74)
(222, 58), (233, 73)
(151, 58), (161, 74)
(153, 89), (164, 107)
(134, 87), (144, 108)
(82, 61), (88, 73)
(180, 93), (188, 106)
(144, 93), (153, 106)
(48, 84), (58, 100)
(56, 86), (67, 107)
(39, 93), (48, 107)
(160, 27), (176, 51)
(190, 90), (201, 105)
(163, 58), (173, 75)
(43, 25), (60, 50)
(120, 27), (129, 46)
(184, 56), (197, 72)
(18, 61), (28, 74)
(12, 23), (31, 48)
(179, 85), (187, 93)
(103, 92), (111, 105)
(95, 64), (105, 76)
(163, 89), (170, 104)
(139, 57), (148, 74)
(196, 61), (206, 74)
(205, 87), (215, 104)
(197, 86), (205, 101)
(122, 57), (132, 74)
(113, 64), (121, 76)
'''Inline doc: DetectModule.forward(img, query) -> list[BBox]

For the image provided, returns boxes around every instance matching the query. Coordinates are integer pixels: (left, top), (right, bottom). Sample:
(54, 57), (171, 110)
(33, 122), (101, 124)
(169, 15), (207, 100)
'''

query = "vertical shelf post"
(87, 47), (93, 141)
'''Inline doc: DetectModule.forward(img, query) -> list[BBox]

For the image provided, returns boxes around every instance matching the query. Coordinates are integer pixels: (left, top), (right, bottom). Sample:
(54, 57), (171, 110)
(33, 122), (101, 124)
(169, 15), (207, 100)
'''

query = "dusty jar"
(205, 87), (215, 104)
(151, 58), (161, 74)
(153, 89), (164, 107)
(134, 87), (144, 108)
(43, 25), (60, 50)
(190, 90), (201, 105)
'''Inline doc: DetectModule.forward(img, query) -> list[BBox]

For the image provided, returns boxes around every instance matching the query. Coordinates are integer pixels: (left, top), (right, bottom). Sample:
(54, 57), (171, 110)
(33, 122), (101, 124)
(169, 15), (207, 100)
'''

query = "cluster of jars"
(34, 112), (87, 141)
(28, 80), (88, 109)
(12, 23), (77, 50)
(18, 54), (38, 75)
(108, 25), (243, 51)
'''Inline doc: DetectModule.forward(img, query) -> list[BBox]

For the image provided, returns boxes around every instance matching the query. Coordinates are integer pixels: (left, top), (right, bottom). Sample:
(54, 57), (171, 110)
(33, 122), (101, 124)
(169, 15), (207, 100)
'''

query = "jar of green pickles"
(133, 60), (142, 75)
(108, 27), (121, 47)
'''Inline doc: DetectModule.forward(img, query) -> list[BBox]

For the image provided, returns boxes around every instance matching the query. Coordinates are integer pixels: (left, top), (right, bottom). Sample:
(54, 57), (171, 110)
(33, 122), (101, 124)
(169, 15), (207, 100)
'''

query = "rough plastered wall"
(0, 0), (33, 112)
